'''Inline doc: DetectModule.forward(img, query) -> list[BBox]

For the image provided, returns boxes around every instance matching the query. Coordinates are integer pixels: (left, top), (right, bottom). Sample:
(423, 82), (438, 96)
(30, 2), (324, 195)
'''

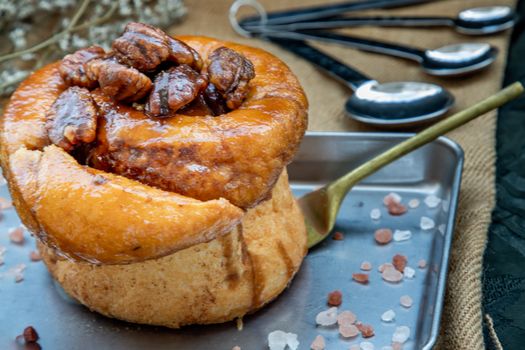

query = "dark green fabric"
(483, 1), (525, 347)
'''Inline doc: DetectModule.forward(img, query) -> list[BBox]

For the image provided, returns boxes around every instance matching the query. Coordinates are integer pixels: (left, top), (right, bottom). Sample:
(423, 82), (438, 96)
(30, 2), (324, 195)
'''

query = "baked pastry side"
(39, 170), (307, 328)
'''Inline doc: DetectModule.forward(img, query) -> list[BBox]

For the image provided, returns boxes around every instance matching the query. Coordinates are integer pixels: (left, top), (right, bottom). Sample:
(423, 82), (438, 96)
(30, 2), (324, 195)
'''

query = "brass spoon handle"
(329, 81), (524, 198)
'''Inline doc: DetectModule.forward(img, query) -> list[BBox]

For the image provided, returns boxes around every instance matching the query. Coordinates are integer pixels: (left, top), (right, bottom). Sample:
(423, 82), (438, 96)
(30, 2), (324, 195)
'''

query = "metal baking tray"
(0, 132), (463, 350)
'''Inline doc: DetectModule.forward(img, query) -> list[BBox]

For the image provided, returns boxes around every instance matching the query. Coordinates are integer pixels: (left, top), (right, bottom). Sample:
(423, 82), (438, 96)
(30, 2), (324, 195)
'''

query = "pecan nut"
(58, 46), (105, 88)
(206, 46), (255, 109)
(202, 83), (227, 116)
(86, 57), (152, 102)
(113, 22), (203, 72)
(146, 65), (208, 118)
(167, 37), (203, 70)
(46, 87), (98, 152)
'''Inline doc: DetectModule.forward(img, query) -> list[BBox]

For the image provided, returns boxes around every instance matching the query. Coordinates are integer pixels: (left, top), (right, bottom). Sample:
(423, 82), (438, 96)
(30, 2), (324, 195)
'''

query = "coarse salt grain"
(420, 217), (435, 230)
(404, 266), (415, 279)
(387, 202), (407, 216)
(352, 273), (369, 284)
(8, 227), (24, 244)
(350, 345), (361, 350)
(392, 326), (410, 344)
(442, 199), (450, 212)
(15, 272), (24, 283)
(357, 323), (374, 338)
(392, 254), (407, 272)
(400, 295), (413, 308)
(315, 307), (338, 326)
(408, 198), (420, 209)
(391, 343), (403, 350)
(361, 261), (372, 271)
(332, 231), (344, 240)
(418, 259), (427, 269)
(370, 208), (381, 220)
(382, 266), (404, 283)
(424, 195), (441, 208)
(268, 330), (299, 350)
(393, 230), (412, 242)
(29, 251), (42, 262)
(233, 346), (241, 350)
(0, 197), (12, 209)
(360, 341), (375, 350)
(383, 193), (402, 205)
(374, 228), (393, 245)
(337, 310), (357, 325)
(381, 309), (396, 322)
(327, 290), (342, 306)
(378, 263), (393, 273)
(438, 224), (446, 235)
(310, 335), (325, 350)
(339, 323), (359, 338)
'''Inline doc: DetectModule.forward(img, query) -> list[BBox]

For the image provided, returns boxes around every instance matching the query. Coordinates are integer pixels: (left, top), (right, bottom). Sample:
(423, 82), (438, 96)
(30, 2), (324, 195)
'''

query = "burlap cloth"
(171, 0), (515, 348)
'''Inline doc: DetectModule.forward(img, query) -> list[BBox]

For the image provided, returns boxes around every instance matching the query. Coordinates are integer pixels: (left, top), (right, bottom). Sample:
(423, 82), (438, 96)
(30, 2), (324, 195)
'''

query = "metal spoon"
(300, 82), (524, 248)
(243, 6), (516, 36)
(274, 39), (454, 127)
(259, 30), (498, 76)
(238, 0), (435, 26)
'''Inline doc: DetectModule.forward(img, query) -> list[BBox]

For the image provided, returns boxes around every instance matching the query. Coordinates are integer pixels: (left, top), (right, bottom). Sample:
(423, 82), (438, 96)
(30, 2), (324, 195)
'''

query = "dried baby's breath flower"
(0, 0), (187, 96)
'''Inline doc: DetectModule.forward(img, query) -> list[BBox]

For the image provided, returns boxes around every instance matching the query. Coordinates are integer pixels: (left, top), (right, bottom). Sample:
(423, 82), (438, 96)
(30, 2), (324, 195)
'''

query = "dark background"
(483, 0), (525, 347)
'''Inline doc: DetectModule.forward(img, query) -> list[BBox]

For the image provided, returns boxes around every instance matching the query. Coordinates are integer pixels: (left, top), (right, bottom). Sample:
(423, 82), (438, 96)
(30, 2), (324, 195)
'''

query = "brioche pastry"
(0, 23), (308, 327)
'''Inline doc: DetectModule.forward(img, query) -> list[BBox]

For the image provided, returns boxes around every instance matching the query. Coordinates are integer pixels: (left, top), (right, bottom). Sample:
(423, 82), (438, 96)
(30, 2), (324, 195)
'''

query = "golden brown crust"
(10, 145), (243, 264)
(40, 170), (307, 328)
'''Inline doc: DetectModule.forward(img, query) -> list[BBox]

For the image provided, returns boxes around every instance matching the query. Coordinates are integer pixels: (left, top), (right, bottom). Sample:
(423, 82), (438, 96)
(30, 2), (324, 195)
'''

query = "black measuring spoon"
(273, 39), (454, 127)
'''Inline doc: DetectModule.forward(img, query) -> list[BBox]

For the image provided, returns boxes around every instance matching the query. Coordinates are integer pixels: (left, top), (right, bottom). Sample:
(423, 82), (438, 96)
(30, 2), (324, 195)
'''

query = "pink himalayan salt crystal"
(352, 273), (369, 284)
(315, 307), (338, 326)
(310, 335), (325, 350)
(339, 323), (359, 338)
(382, 266), (404, 283)
(0, 197), (12, 209)
(383, 192), (402, 206)
(400, 295), (413, 308)
(392, 326), (410, 344)
(374, 228), (393, 245)
(387, 201), (407, 216)
(360, 261), (372, 271)
(418, 259), (427, 269)
(378, 263), (394, 273)
(392, 342), (403, 350)
(9, 226), (24, 244)
(408, 198), (420, 209)
(327, 290), (343, 306)
(12, 263), (26, 283)
(337, 310), (357, 325)
(30, 251), (42, 262)
(356, 323), (375, 338)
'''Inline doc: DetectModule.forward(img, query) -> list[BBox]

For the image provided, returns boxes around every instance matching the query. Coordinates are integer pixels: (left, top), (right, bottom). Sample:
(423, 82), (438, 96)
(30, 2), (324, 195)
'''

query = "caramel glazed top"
(0, 22), (308, 264)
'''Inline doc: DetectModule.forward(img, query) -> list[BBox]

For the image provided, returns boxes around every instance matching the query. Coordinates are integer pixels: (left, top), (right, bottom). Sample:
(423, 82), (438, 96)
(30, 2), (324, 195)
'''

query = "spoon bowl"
(302, 82), (524, 248)
(455, 6), (516, 35)
(346, 80), (454, 127)
(422, 43), (498, 76)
